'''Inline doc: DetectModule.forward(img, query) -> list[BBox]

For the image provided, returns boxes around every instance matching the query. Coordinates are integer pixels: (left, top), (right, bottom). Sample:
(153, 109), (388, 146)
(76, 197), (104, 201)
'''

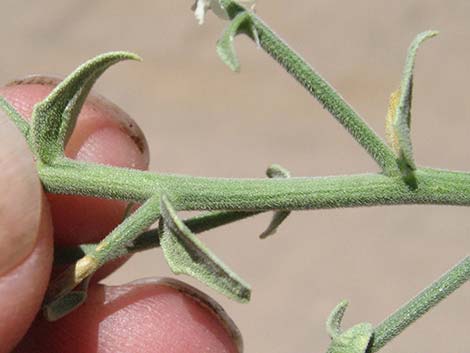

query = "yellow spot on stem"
(385, 89), (401, 155)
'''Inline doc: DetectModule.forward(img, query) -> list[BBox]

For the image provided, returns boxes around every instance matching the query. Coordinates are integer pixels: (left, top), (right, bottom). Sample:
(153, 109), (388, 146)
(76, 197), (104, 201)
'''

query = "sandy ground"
(1, 1), (470, 352)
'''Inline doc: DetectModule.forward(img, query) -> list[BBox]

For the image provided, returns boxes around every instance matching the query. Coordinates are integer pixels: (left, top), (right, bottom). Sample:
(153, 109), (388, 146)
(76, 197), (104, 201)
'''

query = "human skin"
(0, 79), (241, 353)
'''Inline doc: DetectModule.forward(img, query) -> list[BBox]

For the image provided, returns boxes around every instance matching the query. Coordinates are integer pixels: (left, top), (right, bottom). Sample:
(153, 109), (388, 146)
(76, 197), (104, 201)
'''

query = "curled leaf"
(326, 300), (349, 339)
(217, 11), (258, 71)
(160, 195), (251, 302)
(266, 164), (291, 179)
(326, 323), (373, 353)
(260, 164), (291, 239)
(386, 30), (438, 179)
(31, 52), (141, 163)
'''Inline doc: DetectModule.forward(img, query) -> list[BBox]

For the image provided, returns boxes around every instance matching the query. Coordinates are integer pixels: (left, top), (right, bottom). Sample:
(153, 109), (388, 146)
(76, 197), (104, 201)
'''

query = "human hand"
(0, 77), (241, 353)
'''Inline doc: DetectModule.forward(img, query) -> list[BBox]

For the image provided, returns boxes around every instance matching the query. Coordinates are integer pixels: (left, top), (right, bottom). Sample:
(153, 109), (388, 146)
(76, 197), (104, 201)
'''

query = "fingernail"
(76, 126), (148, 170)
(129, 277), (244, 353)
(0, 111), (42, 275)
(5, 74), (62, 87)
(87, 93), (149, 158)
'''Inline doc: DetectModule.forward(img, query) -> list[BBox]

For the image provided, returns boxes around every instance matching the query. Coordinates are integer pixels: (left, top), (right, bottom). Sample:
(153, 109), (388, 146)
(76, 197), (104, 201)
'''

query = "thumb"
(0, 112), (53, 352)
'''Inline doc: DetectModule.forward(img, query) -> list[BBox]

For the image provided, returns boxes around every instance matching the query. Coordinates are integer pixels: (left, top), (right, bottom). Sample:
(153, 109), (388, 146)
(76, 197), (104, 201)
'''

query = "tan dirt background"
(2, 1), (470, 352)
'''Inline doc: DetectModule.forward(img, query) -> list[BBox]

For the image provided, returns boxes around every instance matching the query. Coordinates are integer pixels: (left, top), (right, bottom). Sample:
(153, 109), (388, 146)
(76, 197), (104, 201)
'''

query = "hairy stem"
(219, 1), (399, 175)
(370, 257), (470, 352)
(39, 159), (470, 210)
(46, 194), (161, 301)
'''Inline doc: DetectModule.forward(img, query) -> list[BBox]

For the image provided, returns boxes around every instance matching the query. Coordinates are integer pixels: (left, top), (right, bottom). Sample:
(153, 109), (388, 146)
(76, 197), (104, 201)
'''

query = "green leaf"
(30, 52), (141, 163)
(326, 323), (373, 353)
(386, 30), (438, 176)
(260, 164), (291, 239)
(266, 163), (290, 179)
(160, 195), (251, 302)
(44, 277), (90, 321)
(216, 11), (258, 71)
(326, 300), (349, 339)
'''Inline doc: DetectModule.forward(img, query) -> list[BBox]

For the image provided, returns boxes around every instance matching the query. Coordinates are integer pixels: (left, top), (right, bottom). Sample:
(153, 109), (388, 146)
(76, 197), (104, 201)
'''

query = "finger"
(0, 76), (150, 245)
(16, 279), (243, 353)
(0, 114), (53, 353)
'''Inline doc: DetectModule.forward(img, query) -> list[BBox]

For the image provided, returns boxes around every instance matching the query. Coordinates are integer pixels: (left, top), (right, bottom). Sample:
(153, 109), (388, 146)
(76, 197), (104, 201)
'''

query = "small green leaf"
(260, 164), (291, 239)
(44, 291), (87, 321)
(160, 195), (251, 302)
(31, 52), (141, 163)
(44, 277), (90, 321)
(386, 30), (438, 178)
(327, 323), (373, 353)
(216, 11), (258, 71)
(265, 163), (290, 179)
(326, 300), (349, 339)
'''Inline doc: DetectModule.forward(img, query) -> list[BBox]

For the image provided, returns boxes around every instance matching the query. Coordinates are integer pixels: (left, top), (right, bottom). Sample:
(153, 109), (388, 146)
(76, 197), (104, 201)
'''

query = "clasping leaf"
(160, 195), (251, 302)
(326, 323), (373, 353)
(385, 30), (438, 183)
(30, 52), (141, 163)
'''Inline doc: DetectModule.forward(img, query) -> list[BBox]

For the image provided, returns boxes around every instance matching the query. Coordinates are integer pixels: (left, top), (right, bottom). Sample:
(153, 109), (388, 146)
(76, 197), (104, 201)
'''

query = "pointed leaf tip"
(326, 300), (349, 339)
(414, 30), (439, 44)
(160, 195), (251, 303)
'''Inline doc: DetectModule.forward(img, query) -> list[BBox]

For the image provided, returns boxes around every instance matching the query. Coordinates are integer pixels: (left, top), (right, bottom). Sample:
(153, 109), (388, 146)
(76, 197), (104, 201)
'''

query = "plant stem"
(369, 257), (470, 352)
(54, 210), (260, 264)
(220, 1), (399, 175)
(46, 194), (161, 301)
(39, 159), (470, 211)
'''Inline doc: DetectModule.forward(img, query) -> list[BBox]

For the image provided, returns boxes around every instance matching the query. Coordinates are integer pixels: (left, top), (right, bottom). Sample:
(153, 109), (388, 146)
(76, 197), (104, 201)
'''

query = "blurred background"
(1, 1), (470, 352)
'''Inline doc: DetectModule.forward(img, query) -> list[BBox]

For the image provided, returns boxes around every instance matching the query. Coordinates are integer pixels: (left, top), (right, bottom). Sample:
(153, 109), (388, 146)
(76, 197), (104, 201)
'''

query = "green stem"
(54, 210), (260, 264)
(39, 159), (470, 210)
(370, 257), (470, 352)
(47, 194), (161, 301)
(90, 194), (161, 266)
(219, 1), (399, 175)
